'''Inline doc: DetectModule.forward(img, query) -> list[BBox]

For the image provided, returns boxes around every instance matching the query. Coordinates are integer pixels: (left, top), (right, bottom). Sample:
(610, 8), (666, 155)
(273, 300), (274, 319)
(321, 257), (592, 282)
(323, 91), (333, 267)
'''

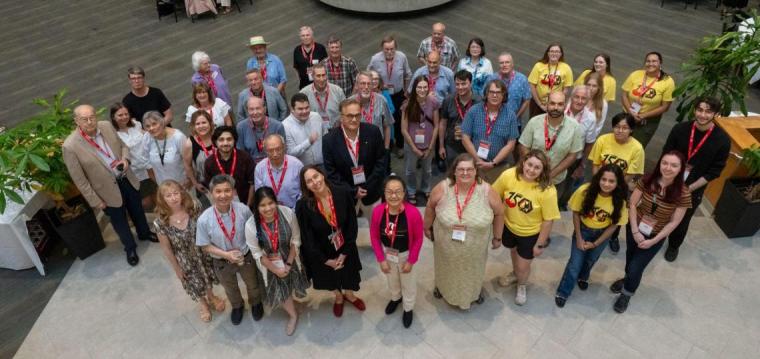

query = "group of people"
(59, 22), (731, 336)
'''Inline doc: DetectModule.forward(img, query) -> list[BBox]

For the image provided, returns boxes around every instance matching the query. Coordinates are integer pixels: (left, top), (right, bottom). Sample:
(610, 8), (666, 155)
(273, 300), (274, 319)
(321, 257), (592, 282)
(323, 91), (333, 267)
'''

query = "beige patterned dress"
(433, 180), (493, 309)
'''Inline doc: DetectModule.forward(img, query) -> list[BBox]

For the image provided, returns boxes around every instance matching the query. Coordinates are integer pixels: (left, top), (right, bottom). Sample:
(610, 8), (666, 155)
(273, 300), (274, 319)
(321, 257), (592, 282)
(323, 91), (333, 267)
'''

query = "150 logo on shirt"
(505, 192), (533, 214)
(601, 154), (629, 171)
(585, 207), (611, 223)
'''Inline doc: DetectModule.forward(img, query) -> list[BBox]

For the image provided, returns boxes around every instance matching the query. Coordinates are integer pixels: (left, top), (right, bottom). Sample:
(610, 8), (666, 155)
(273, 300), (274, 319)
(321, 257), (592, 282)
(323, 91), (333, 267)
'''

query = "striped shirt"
(320, 56), (359, 95)
(634, 179), (691, 235)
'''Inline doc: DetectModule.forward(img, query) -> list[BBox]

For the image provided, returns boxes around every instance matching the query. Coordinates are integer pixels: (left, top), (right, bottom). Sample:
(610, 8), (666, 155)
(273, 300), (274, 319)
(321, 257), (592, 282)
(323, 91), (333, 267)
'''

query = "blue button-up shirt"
(235, 118), (287, 163)
(253, 155), (303, 208)
(245, 53), (287, 88)
(461, 102), (520, 163)
(488, 71), (532, 118)
(409, 66), (456, 103)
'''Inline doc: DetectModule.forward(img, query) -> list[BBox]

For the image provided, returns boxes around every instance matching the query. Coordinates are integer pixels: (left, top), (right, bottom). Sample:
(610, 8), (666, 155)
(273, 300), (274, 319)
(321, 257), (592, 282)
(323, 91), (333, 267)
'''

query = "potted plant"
(0, 89), (105, 259)
(713, 146), (760, 238)
(672, 10), (760, 121)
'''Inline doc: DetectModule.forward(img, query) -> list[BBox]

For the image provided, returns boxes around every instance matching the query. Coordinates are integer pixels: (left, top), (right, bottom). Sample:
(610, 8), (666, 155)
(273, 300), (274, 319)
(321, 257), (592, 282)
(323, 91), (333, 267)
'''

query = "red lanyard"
(386, 59), (394, 80)
(565, 105), (584, 122)
(259, 61), (268, 82)
(261, 213), (280, 253)
(214, 206), (237, 245)
(343, 129), (360, 162)
(195, 136), (213, 157)
(202, 72), (218, 97)
(634, 73), (660, 98)
(427, 74), (437, 92)
(454, 182), (476, 223)
(501, 71), (515, 89)
(384, 205), (403, 248)
(214, 148), (237, 175)
(687, 122), (714, 162)
(301, 45), (314, 67)
(484, 104), (499, 138)
(79, 128), (114, 160)
(454, 96), (472, 120)
(317, 194), (338, 229)
(544, 115), (561, 151)
(251, 117), (269, 152)
(361, 93), (375, 124)
(250, 87), (267, 104)
(313, 87), (330, 114)
(328, 58), (341, 80)
(267, 157), (288, 195)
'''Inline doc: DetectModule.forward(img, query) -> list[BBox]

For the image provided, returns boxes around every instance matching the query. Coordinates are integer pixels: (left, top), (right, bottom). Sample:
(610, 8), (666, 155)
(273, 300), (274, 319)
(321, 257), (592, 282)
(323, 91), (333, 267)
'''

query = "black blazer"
(322, 123), (386, 205)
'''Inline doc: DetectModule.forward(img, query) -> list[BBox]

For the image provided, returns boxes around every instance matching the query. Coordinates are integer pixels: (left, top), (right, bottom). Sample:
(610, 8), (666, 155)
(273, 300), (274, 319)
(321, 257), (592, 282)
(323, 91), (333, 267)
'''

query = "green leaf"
(28, 154), (50, 172)
(0, 191), (6, 214)
(4, 187), (23, 204)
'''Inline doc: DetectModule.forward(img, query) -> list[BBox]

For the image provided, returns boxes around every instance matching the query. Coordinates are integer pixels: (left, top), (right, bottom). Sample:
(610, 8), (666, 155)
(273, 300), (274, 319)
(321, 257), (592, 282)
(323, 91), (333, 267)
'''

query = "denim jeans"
(623, 224), (665, 295)
(404, 145), (433, 195)
(556, 223), (609, 298)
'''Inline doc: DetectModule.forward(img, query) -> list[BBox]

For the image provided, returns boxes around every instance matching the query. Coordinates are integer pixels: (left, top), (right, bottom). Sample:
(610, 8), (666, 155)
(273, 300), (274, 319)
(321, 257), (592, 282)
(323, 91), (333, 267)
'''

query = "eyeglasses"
(384, 190), (405, 197)
(342, 113), (361, 119)
(456, 168), (476, 174)
(613, 125), (631, 132)
(76, 115), (98, 122)
(487, 90), (503, 96)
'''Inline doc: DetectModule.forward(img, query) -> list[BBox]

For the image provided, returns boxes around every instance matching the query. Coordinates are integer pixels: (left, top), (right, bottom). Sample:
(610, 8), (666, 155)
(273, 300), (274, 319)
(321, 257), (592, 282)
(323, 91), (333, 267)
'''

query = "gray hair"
(263, 133), (286, 148)
(142, 111), (165, 126)
(191, 51), (211, 72)
(209, 174), (236, 191)
(571, 85), (590, 97)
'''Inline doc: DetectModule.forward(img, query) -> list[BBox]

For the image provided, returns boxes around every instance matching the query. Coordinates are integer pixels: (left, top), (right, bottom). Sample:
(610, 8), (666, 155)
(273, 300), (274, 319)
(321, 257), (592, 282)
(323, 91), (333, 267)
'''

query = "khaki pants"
(385, 251), (417, 311)
(213, 251), (262, 309)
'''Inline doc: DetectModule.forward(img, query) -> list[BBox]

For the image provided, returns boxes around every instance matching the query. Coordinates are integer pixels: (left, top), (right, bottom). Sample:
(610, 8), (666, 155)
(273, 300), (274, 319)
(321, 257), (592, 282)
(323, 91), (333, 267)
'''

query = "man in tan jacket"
(62, 104), (156, 266)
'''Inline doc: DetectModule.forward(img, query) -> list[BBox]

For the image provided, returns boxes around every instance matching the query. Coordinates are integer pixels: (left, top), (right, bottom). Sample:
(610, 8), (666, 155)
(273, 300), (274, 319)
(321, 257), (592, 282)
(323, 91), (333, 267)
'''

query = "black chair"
(230, 0), (251, 12)
(661, 0), (699, 9)
(157, 0), (181, 22)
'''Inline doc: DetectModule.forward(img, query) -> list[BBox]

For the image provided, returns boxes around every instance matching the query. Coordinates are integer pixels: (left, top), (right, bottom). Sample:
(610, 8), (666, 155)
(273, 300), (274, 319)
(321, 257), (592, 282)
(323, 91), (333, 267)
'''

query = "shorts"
(503, 225), (539, 260)
(139, 178), (158, 198)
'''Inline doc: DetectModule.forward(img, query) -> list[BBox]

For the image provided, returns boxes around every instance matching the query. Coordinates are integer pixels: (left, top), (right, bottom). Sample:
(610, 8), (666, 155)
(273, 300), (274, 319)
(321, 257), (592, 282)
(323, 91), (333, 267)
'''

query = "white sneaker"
(498, 272), (517, 287)
(515, 284), (527, 305)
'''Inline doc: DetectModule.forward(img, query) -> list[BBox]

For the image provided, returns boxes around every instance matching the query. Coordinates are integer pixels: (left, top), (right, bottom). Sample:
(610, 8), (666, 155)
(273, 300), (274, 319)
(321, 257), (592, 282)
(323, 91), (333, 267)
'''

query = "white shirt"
(145, 129), (187, 184)
(116, 120), (151, 180)
(185, 99), (231, 127)
(282, 112), (325, 166)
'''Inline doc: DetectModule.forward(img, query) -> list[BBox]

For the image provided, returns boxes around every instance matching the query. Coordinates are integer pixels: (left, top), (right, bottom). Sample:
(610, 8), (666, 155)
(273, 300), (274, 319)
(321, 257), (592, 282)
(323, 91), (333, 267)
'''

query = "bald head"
(263, 134), (286, 165)
(547, 91), (566, 119)
(73, 104), (97, 134)
(426, 51), (441, 73)
(74, 104), (95, 119)
(432, 23), (446, 43)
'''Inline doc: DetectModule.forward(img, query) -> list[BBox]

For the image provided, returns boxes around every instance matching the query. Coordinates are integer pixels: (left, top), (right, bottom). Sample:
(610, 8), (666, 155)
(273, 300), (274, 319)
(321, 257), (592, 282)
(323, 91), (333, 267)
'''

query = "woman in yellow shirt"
(492, 150), (560, 305)
(554, 164), (628, 308)
(620, 51), (675, 149)
(575, 53), (616, 103)
(528, 43), (574, 118)
(588, 113), (645, 254)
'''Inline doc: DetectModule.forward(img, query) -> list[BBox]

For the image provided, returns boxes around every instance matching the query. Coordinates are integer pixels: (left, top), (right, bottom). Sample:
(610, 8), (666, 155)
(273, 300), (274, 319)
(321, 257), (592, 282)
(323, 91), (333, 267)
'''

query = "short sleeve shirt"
(491, 167), (561, 236)
(461, 103), (520, 162)
(122, 87), (171, 124)
(246, 53), (288, 87)
(588, 133), (645, 175)
(575, 69), (617, 102)
(416, 36), (460, 69)
(621, 70), (675, 114)
(568, 183), (628, 229)
(519, 115), (584, 184)
(527, 62), (574, 104)
(196, 201), (253, 254)
(634, 180), (691, 235)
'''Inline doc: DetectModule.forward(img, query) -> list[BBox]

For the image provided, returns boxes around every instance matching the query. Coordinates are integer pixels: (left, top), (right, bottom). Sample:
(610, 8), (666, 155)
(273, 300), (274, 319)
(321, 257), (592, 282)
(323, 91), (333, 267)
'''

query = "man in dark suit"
(323, 98), (386, 218)
(62, 104), (157, 266)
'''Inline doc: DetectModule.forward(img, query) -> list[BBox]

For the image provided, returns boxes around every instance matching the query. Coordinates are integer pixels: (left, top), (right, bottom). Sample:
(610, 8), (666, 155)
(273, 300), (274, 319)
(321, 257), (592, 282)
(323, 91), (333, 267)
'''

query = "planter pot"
(45, 196), (105, 259)
(713, 178), (760, 238)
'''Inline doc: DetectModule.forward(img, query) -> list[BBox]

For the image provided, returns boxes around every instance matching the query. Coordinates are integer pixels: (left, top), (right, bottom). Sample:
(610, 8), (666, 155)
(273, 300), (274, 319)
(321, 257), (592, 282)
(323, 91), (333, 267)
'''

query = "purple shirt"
(191, 64), (233, 107)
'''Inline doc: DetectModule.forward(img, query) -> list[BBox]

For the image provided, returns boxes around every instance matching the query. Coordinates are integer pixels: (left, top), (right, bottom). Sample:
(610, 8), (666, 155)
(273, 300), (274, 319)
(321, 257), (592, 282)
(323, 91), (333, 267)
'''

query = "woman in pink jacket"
(370, 175), (424, 328)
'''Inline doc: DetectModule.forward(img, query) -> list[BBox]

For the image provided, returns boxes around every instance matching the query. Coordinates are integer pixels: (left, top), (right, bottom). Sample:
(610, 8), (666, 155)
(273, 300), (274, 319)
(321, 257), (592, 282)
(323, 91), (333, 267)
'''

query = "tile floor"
(14, 211), (760, 359)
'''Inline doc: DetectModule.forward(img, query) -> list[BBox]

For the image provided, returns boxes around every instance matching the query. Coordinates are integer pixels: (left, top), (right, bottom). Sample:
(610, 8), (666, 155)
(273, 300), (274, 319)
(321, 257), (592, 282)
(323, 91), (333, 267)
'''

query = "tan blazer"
(62, 121), (139, 208)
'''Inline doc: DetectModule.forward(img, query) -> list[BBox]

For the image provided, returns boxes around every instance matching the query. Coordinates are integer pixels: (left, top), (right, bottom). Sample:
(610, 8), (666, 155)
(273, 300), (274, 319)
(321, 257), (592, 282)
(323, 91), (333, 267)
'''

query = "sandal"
(199, 303), (212, 322)
(209, 295), (226, 312)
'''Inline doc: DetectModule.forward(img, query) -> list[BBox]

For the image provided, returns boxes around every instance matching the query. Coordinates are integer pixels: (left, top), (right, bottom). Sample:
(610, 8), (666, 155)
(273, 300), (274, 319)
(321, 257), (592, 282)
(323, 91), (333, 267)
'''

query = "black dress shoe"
(613, 294), (630, 313)
(577, 280), (589, 291)
(231, 306), (244, 325)
(140, 233), (159, 242)
(385, 298), (402, 315)
(251, 303), (264, 321)
(126, 250), (139, 266)
(609, 238), (620, 254)
(664, 246), (679, 262)
(402, 310), (413, 328)
(610, 279), (624, 294)
(555, 296), (566, 308)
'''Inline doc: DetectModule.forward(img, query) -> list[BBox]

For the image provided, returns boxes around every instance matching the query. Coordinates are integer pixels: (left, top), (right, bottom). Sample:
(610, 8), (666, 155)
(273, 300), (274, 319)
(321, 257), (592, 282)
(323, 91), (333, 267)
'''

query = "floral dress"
(154, 216), (218, 301)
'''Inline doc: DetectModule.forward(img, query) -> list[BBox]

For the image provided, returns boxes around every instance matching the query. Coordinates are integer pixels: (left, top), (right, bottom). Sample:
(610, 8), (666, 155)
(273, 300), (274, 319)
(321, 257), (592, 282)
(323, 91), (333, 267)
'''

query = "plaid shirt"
(417, 36), (460, 69)
(320, 56), (359, 95)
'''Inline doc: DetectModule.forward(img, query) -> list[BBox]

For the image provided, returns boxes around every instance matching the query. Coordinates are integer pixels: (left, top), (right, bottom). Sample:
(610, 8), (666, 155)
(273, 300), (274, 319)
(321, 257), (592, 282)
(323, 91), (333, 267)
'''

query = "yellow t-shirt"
(588, 133), (645, 175)
(492, 167), (561, 236)
(621, 70), (675, 114)
(527, 61), (574, 104)
(568, 183), (628, 229)
(575, 69), (617, 102)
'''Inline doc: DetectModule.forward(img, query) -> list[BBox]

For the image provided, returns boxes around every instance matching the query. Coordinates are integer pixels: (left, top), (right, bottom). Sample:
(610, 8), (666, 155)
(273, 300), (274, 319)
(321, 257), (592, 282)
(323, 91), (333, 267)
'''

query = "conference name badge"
(477, 141), (490, 160)
(351, 166), (366, 185)
(451, 224), (467, 242)
(638, 215), (656, 237)
(384, 247), (399, 263)
(268, 254), (285, 269)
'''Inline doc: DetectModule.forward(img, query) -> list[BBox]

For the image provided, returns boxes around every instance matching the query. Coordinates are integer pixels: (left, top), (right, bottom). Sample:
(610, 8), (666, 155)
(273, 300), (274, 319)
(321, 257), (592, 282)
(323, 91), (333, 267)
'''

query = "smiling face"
(383, 179), (405, 208)
(612, 118), (632, 143)
(299, 28), (313, 46)
(161, 183), (184, 210)
(370, 71), (381, 91)
(192, 114), (212, 136)
(645, 54), (661, 74)
(382, 40), (396, 60)
(547, 46), (562, 63)
(246, 71), (263, 92)
(211, 181), (234, 208)
(195, 89), (210, 106)
(251, 44), (267, 59)
(593, 56), (607, 73)
(415, 79), (430, 99)
(247, 96), (265, 122)
(431, 23), (445, 43)
(454, 159), (477, 185)
(498, 54), (514, 75)
(455, 78), (471, 97)
(426, 52), (441, 74)
(328, 42), (341, 59)
(356, 74), (372, 99)
(303, 168), (327, 195)
(468, 42), (482, 58)
(340, 103), (361, 132)
(257, 196), (278, 221)
(293, 100), (311, 122)
(585, 77), (600, 98)
(144, 118), (165, 138)
(215, 131), (235, 155)
(74, 105), (98, 135)
(570, 88), (590, 112)
(522, 156), (544, 181)
(694, 101), (717, 127)
(313, 66), (328, 90)
(114, 107), (131, 129)
(199, 59), (211, 73)
(659, 154), (682, 181)
(599, 171), (618, 195)
(264, 136), (285, 165)
(546, 92), (566, 118)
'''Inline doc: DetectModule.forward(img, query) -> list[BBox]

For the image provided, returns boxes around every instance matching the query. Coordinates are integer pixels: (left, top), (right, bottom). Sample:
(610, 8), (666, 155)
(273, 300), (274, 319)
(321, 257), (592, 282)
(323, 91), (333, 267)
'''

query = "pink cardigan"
(370, 202), (424, 264)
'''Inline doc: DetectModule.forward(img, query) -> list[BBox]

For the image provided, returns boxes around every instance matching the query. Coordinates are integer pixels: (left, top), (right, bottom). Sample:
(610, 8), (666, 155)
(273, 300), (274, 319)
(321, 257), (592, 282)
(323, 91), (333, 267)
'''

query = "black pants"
(103, 178), (152, 252)
(390, 91), (406, 149)
(623, 224), (665, 295)
(667, 190), (703, 250)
